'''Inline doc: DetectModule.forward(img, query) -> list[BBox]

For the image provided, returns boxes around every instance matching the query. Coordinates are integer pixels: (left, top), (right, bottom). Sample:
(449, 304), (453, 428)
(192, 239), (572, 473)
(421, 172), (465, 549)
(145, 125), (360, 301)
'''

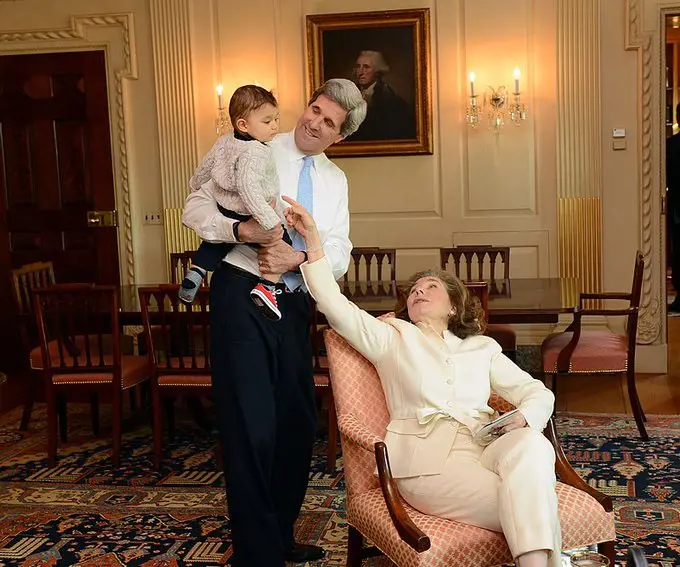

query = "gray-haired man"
(182, 79), (366, 566)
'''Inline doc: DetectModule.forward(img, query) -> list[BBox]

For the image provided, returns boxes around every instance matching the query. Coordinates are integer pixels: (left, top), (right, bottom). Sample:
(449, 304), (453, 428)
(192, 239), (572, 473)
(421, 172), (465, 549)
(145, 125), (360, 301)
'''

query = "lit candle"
(216, 84), (223, 109)
(469, 72), (476, 97)
(513, 68), (520, 95)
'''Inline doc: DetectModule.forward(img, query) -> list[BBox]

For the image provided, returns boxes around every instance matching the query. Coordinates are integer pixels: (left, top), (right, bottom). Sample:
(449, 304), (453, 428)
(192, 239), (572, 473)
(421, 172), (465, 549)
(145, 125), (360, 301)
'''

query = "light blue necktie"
(283, 156), (314, 291)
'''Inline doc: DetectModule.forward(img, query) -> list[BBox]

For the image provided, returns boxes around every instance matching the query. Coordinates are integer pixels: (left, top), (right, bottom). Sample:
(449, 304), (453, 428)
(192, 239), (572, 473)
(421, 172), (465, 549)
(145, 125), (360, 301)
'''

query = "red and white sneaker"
(250, 283), (282, 321)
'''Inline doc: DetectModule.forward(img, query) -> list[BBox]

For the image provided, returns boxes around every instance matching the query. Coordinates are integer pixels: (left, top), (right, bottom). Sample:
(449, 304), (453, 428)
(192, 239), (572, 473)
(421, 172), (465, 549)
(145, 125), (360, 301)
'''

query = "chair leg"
(625, 370), (648, 440)
(326, 390), (338, 473)
(129, 387), (138, 412)
(19, 371), (36, 431)
(112, 389), (122, 467)
(57, 396), (68, 442)
(346, 525), (364, 567)
(164, 398), (176, 439)
(153, 389), (163, 471)
(598, 540), (615, 567)
(90, 393), (100, 435)
(47, 393), (58, 468)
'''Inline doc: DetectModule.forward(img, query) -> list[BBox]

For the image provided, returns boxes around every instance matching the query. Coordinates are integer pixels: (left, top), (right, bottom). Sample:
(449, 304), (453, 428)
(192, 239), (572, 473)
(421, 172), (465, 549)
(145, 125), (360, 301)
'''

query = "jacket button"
(447, 401), (453, 407)
(447, 379), (454, 385)
(446, 359), (454, 365)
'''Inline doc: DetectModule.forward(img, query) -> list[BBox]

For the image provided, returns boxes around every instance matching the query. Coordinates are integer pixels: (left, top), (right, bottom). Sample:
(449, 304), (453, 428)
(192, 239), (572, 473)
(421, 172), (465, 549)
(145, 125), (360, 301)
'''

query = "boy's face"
(240, 103), (280, 142)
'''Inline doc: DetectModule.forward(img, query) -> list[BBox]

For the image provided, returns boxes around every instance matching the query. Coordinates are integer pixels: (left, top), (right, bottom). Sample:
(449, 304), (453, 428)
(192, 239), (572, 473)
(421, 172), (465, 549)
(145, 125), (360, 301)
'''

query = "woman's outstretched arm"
(284, 196), (395, 363)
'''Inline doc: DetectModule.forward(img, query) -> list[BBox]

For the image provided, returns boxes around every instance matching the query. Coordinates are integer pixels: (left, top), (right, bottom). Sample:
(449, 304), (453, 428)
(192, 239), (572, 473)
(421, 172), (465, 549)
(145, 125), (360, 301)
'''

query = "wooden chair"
(33, 284), (150, 466)
(169, 251), (200, 284)
(541, 251), (647, 439)
(138, 284), (212, 470)
(10, 261), (56, 431)
(310, 298), (338, 472)
(440, 246), (516, 361)
(323, 324), (616, 566)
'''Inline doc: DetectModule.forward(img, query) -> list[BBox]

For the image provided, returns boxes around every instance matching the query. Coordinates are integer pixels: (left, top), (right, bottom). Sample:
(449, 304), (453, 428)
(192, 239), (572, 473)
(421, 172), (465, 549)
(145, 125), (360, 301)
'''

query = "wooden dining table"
(119, 277), (580, 325)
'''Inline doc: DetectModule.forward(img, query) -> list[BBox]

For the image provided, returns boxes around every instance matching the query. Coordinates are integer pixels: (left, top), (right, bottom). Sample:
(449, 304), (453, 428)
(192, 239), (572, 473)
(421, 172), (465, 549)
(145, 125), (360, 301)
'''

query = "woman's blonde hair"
(394, 269), (486, 339)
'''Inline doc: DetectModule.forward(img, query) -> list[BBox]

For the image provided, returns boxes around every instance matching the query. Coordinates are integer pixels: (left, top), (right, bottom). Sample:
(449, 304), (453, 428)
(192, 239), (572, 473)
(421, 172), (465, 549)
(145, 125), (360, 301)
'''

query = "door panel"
(0, 50), (119, 371)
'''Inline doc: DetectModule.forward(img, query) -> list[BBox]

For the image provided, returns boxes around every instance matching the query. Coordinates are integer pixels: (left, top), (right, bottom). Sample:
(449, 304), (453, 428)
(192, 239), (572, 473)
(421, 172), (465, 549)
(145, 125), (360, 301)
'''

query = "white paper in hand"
(472, 408), (522, 446)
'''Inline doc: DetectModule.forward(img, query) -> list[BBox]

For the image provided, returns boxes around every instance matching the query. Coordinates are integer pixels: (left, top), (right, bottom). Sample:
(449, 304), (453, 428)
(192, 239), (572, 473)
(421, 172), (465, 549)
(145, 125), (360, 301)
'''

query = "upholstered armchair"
(323, 326), (617, 566)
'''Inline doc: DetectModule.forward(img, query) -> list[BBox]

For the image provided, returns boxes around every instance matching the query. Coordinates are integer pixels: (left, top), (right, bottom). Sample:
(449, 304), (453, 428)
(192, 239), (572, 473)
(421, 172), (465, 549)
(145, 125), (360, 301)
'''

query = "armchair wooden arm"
(543, 419), (613, 512)
(375, 441), (431, 553)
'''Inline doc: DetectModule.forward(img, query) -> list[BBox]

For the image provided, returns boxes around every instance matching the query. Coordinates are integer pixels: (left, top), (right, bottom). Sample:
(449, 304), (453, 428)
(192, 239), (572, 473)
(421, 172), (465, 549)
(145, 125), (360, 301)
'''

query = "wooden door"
(0, 50), (119, 371)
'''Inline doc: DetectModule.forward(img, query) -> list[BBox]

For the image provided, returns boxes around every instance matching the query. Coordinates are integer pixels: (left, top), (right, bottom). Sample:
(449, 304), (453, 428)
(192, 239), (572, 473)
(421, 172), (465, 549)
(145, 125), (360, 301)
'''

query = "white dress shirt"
(300, 256), (555, 478)
(181, 131), (352, 281)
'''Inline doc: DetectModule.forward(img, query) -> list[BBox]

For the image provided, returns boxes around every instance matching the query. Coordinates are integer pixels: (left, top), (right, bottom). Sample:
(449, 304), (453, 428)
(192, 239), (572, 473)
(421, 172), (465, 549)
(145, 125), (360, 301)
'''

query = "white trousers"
(396, 427), (562, 567)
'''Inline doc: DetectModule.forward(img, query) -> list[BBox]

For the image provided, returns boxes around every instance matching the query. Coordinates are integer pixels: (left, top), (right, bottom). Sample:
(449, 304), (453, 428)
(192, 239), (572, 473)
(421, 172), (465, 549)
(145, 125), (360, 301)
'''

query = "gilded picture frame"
(306, 8), (433, 158)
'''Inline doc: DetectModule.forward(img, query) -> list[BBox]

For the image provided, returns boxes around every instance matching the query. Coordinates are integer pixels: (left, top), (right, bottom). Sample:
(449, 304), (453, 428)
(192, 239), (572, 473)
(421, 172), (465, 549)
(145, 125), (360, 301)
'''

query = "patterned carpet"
(0, 405), (677, 566)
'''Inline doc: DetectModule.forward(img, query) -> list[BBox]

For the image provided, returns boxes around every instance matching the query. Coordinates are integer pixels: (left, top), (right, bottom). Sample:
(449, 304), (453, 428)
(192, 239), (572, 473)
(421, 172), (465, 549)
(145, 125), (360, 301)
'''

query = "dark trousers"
(210, 263), (316, 567)
(192, 205), (292, 276)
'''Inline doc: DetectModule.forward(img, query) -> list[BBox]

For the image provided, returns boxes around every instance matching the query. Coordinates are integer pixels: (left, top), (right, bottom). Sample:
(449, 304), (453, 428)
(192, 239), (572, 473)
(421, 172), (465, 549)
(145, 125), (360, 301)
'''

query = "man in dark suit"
(667, 103), (680, 311)
(346, 50), (416, 142)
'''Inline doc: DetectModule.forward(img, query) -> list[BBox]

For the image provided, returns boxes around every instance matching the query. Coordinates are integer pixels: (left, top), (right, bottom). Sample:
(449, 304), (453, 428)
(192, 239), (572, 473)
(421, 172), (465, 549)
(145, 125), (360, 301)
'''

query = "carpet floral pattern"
(0, 406), (676, 566)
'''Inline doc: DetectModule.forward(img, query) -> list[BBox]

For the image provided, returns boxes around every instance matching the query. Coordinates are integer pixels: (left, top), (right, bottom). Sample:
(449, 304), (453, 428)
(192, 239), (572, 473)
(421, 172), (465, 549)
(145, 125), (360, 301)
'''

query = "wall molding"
(0, 14), (139, 285)
(624, 0), (663, 345)
(556, 0), (603, 296)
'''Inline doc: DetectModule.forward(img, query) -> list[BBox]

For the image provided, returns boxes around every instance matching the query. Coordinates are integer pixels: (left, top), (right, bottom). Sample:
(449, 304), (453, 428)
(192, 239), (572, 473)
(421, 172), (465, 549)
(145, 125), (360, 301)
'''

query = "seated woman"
(282, 196), (561, 567)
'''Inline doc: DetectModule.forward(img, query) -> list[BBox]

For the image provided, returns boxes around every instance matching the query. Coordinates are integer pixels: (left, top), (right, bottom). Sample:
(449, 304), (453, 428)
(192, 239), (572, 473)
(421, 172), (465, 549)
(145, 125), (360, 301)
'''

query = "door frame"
(0, 14), (139, 286)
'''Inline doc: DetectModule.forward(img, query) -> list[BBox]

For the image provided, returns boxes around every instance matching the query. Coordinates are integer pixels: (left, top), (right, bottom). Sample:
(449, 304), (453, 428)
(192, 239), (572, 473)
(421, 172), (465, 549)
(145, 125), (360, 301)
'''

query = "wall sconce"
(465, 68), (527, 133)
(215, 84), (229, 136)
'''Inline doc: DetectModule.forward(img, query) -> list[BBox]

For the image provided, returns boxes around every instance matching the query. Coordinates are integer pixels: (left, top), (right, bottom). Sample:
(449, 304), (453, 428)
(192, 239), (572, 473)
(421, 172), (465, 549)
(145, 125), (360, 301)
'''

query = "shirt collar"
(281, 130), (320, 167)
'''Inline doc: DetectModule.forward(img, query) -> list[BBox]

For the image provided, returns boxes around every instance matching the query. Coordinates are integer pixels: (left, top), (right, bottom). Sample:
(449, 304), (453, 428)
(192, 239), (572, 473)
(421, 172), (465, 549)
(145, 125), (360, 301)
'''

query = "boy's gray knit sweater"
(189, 134), (284, 230)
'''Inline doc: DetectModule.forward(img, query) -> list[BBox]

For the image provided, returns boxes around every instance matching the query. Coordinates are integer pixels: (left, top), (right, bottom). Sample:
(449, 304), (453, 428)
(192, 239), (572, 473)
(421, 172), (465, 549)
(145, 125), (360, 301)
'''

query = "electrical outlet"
(143, 211), (163, 225)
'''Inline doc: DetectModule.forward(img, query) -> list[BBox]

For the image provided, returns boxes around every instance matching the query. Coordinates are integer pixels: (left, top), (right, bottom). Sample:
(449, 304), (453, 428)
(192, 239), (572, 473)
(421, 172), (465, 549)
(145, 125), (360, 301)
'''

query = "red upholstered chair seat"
(542, 330), (629, 373)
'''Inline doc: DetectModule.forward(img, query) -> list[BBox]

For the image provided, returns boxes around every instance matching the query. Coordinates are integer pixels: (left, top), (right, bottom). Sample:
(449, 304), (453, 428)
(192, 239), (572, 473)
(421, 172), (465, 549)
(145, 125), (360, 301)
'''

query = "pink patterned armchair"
(324, 326), (617, 566)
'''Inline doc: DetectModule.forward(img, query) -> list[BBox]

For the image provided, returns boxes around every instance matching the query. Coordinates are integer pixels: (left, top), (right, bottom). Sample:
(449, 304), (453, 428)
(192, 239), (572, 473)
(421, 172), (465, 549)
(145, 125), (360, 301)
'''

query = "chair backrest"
(344, 247), (397, 285)
(440, 246), (510, 281)
(630, 251), (644, 309)
(33, 284), (120, 376)
(11, 261), (56, 316)
(138, 284), (211, 374)
(627, 251), (645, 358)
(169, 251), (204, 285)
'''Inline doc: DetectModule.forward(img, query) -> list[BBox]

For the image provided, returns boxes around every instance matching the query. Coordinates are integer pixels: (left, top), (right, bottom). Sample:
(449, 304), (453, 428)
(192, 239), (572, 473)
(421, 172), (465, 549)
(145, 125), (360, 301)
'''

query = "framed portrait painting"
(306, 8), (432, 158)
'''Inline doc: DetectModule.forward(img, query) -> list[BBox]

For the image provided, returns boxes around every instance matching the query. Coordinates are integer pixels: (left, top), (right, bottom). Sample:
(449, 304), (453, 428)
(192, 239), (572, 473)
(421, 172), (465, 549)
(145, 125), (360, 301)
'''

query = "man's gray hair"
(308, 78), (367, 137)
(357, 50), (389, 75)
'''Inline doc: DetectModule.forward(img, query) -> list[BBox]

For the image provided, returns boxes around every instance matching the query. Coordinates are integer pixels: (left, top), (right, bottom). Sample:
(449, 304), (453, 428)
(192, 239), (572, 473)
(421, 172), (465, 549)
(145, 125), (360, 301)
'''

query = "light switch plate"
(612, 128), (626, 138)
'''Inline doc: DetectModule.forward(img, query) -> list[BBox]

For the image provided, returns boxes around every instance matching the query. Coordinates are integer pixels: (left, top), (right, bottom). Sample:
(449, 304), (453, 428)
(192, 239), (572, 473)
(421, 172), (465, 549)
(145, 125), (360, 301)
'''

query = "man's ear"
(334, 134), (345, 144)
(235, 117), (248, 133)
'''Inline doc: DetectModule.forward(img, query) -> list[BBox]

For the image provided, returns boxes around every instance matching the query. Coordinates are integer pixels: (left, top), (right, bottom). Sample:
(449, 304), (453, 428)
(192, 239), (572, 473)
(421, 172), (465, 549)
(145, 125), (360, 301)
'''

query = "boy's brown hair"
(229, 85), (278, 130)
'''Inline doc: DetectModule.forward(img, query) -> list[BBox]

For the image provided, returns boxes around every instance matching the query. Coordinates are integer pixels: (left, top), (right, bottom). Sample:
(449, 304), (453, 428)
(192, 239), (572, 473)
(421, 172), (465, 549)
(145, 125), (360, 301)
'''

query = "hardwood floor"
(554, 316), (680, 414)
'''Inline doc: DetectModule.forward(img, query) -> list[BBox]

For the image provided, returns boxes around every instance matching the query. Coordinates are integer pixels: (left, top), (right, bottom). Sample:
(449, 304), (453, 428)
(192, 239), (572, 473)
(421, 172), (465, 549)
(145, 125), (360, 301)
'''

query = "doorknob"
(87, 210), (118, 227)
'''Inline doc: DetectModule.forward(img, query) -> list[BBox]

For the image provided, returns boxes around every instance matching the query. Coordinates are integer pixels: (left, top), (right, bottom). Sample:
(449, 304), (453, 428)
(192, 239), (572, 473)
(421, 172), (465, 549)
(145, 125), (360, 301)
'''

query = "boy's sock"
(250, 282), (282, 321)
(179, 267), (207, 304)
